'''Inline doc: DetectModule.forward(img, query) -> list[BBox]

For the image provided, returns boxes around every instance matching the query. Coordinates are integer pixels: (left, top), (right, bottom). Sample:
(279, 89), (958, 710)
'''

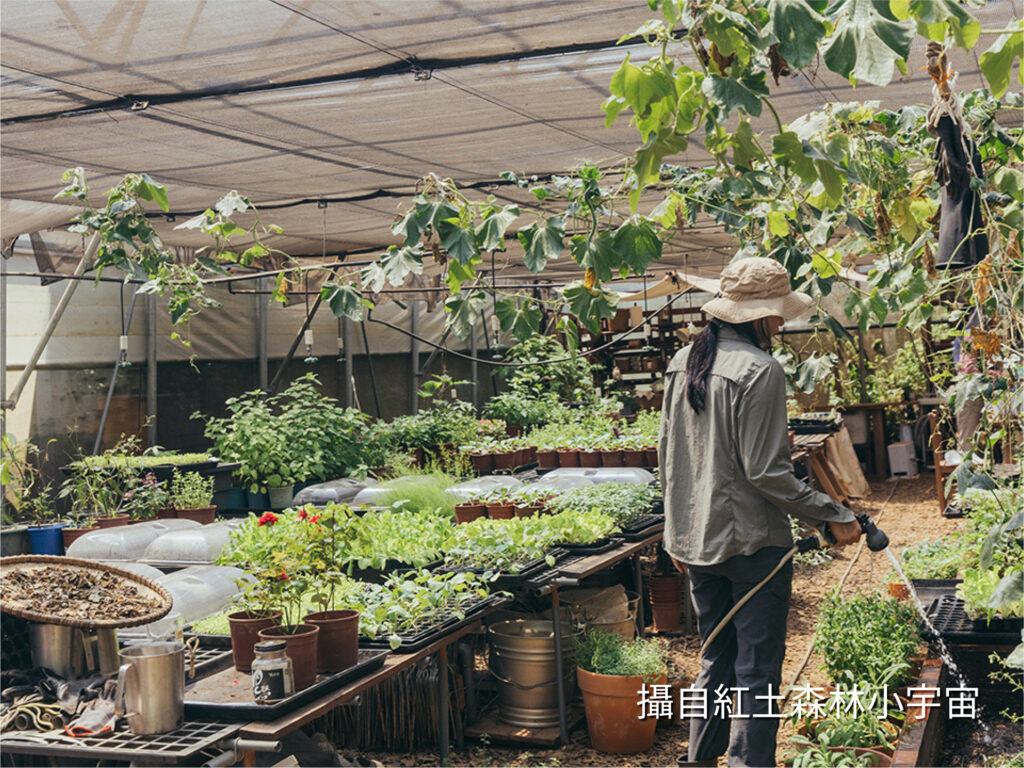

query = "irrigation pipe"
(780, 479), (901, 705)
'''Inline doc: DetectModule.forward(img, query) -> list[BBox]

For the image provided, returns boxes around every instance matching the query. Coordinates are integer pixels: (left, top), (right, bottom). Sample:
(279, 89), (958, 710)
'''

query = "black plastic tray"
(621, 514), (665, 541)
(924, 595), (1022, 645)
(941, 504), (963, 518)
(560, 537), (622, 556)
(359, 594), (509, 653)
(346, 558), (444, 584)
(184, 648), (389, 722)
(438, 549), (569, 590)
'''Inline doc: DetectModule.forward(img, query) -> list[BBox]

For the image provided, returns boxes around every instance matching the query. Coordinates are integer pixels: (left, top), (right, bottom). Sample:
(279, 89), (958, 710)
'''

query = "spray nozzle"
(796, 513), (889, 554)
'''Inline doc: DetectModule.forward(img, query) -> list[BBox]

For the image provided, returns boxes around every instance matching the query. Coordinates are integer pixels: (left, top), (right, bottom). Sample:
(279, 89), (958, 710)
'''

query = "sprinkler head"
(856, 513), (889, 552)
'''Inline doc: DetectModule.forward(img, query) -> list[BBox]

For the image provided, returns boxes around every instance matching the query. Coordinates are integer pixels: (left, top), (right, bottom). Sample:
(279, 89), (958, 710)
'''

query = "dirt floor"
(342, 476), (1019, 768)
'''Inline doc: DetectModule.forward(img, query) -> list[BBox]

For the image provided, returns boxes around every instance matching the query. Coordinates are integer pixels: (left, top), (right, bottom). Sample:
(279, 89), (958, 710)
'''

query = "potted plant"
(121, 472), (170, 523)
(302, 512), (361, 674)
(170, 469), (217, 524)
(557, 442), (581, 467)
(534, 438), (560, 470)
(621, 438), (646, 468)
(579, 437), (601, 468)
(226, 580), (283, 673)
(575, 628), (668, 753)
(484, 488), (516, 520)
(256, 565), (320, 690)
(455, 496), (487, 524)
(600, 440), (624, 467)
(62, 506), (99, 549)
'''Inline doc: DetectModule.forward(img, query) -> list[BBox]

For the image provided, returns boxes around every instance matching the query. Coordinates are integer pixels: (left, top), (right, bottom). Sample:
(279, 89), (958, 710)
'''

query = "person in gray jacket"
(659, 257), (862, 767)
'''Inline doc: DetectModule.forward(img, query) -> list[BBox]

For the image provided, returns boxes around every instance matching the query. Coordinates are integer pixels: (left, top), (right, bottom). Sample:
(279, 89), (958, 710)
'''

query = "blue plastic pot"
(224, 486), (247, 510)
(246, 491), (270, 511)
(28, 523), (67, 555)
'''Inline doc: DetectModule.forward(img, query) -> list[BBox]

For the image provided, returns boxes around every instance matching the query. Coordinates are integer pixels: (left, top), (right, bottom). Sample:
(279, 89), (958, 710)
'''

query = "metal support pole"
(146, 294), (158, 447)
(6, 232), (100, 409)
(257, 277), (268, 391)
(550, 585), (569, 746)
(410, 300), (420, 414)
(268, 291), (323, 393)
(361, 320), (382, 419)
(633, 554), (646, 634)
(342, 316), (354, 408)
(470, 325), (479, 411)
(94, 288), (140, 455)
(438, 645), (450, 766)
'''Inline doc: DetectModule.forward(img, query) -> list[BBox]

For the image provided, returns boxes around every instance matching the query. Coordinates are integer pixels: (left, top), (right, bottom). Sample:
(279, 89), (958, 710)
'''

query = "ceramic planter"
(579, 451), (601, 468)
(175, 506), (216, 525)
(535, 450), (559, 470)
(622, 449), (645, 467)
(96, 514), (130, 529)
(454, 502), (487, 524)
(577, 666), (666, 753)
(600, 450), (624, 467)
(267, 485), (294, 510)
(62, 525), (99, 549)
(304, 609), (360, 674)
(228, 610), (281, 672)
(258, 624), (321, 690)
(487, 503), (516, 520)
(28, 523), (66, 555)
(557, 449), (580, 468)
(470, 453), (494, 474)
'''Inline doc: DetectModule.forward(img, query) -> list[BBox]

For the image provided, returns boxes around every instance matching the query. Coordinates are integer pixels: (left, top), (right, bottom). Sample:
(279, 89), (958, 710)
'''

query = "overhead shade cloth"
(1, 199), (82, 250)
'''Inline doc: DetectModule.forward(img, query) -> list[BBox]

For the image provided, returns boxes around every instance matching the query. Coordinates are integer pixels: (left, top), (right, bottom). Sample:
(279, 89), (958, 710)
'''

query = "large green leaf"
(822, 0), (914, 86)
(321, 281), (370, 322)
(701, 73), (766, 117)
(606, 53), (676, 141)
(517, 215), (565, 273)
(444, 291), (487, 340)
(769, 0), (829, 69)
(772, 131), (817, 183)
(494, 298), (543, 342)
(989, 569), (1023, 612)
(613, 218), (662, 276)
(437, 218), (477, 265)
(979, 23), (1024, 99)
(361, 244), (424, 293)
(570, 231), (620, 283)
(475, 204), (520, 251)
(562, 281), (619, 335)
(897, 0), (980, 50)
(634, 127), (689, 188)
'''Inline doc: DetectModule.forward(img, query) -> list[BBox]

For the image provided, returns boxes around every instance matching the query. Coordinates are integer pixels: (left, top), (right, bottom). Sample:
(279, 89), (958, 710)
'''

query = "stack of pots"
(648, 572), (682, 632)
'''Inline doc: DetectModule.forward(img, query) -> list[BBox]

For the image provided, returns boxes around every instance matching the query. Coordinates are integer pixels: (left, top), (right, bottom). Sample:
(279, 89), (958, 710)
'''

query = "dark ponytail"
(685, 319), (765, 412)
(686, 320), (720, 413)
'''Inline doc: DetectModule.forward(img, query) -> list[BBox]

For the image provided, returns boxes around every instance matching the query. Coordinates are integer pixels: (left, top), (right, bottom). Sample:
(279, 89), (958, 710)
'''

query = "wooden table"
(239, 619), (482, 764)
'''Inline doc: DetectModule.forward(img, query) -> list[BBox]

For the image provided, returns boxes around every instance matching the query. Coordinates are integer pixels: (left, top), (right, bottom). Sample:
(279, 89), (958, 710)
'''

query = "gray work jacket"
(659, 326), (855, 566)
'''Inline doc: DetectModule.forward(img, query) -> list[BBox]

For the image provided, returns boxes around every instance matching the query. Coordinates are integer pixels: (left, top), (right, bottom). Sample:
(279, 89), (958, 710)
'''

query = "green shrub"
(171, 470), (215, 509)
(899, 538), (962, 580)
(813, 589), (921, 688)
(375, 472), (460, 517)
(574, 628), (666, 681)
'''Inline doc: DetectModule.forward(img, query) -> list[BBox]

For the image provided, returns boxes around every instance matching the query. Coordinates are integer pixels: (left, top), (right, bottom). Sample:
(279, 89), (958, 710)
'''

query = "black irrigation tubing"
(361, 318), (382, 418)
(367, 291), (687, 368)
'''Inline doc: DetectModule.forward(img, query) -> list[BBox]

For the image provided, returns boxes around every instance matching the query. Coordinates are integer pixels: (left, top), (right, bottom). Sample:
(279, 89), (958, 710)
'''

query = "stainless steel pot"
(29, 623), (119, 680)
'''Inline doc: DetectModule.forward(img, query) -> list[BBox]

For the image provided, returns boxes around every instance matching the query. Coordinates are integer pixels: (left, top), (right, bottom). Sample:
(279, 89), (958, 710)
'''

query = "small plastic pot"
(557, 449), (580, 468)
(258, 624), (320, 690)
(470, 453), (494, 474)
(227, 610), (282, 672)
(535, 450), (559, 470)
(175, 506), (216, 525)
(267, 485), (294, 510)
(579, 451), (601, 468)
(28, 523), (66, 555)
(487, 503), (516, 520)
(455, 503), (487, 524)
(304, 609), (360, 674)
(600, 450), (624, 467)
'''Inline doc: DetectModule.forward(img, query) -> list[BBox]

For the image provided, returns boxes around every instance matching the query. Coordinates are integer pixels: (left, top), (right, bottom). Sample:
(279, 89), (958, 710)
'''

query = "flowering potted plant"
(121, 472), (170, 522)
(170, 469), (216, 524)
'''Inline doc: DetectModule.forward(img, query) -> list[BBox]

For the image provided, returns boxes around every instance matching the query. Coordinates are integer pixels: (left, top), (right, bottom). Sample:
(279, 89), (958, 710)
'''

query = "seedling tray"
(560, 537), (622, 555)
(438, 549), (569, 590)
(184, 648), (389, 721)
(347, 558), (444, 584)
(359, 593), (509, 653)
(621, 514), (665, 541)
(923, 595), (1022, 645)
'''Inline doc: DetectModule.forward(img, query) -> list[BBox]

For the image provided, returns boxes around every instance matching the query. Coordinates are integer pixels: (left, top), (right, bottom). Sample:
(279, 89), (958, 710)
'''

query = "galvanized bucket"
(487, 619), (576, 728)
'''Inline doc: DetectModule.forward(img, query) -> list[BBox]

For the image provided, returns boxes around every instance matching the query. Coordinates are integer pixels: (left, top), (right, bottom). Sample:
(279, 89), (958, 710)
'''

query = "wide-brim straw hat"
(701, 257), (813, 323)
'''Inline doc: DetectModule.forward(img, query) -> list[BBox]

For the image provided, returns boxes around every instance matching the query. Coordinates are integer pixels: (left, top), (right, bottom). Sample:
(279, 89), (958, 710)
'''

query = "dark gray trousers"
(686, 546), (792, 768)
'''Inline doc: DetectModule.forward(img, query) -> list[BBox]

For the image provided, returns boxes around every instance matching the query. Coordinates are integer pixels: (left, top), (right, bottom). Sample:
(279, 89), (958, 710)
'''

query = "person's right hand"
(829, 519), (863, 547)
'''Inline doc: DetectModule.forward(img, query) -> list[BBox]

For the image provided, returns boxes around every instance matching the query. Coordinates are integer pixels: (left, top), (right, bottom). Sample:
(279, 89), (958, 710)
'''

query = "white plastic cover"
(122, 565), (247, 640)
(292, 478), (373, 507)
(139, 521), (241, 567)
(65, 519), (200, 562)
(529, 475), (595, 492)
(446, 475), (524, 499)
(542, 467), (655, 485)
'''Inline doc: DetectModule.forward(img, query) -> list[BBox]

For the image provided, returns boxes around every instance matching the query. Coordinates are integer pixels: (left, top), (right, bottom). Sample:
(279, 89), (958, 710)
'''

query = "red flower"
(276, 570), (289, 581)
(297, 509), (308, 521)
(258, 512), (278, 527)
(309, 514), (322, 525)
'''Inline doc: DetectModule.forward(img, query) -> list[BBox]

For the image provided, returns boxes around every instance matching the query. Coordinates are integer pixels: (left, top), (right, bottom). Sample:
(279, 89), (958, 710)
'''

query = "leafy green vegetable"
(574, 628), (666, 681)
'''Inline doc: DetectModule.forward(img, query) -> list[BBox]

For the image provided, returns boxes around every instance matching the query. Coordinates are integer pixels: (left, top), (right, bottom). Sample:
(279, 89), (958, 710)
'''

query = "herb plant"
(442, 516), (561, 576)
(784, 735), (876, 768)
(548, 482), (656, 527)
(813, 590), (921, 688)
(170, 470), (215, 509)
(121, 472), (170, 520)
(574, 628), (666, 681)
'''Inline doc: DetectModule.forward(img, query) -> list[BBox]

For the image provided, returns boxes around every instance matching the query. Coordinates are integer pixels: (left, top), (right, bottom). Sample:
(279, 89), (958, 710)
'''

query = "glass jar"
(251, 640), (294, 704)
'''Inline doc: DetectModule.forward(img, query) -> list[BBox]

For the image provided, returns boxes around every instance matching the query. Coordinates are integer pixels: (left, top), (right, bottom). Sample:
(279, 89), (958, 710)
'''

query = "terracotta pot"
(600, 450), (624, 467)
(557, 449), (580, 468)
(888, 581), (910, 601)
(649, 573), (682, 632)
(515, 504), (542, 518)
(156, 507), (177, 520)
(493, 452), (516, 471)
(644, 447), (658, 468)
(96, 514), (130, 528)
(455, 503), (487, 524)
(826, 747), (892, 766)
(304, 609), (360, 674)
(175, 506), (216, 525)
(470, 453), (494, 474)
(623, 449), (645, 467)
(577, 666), (666, 753)
(536, 450), (559, 470)
(525, 446), (537, 465)
(62, 526), (99, 548)
(487, 503), (516, 520)
(258, 624), (320, 690)
(579, 451), (601, 468)
(228, 610), (282, 672)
